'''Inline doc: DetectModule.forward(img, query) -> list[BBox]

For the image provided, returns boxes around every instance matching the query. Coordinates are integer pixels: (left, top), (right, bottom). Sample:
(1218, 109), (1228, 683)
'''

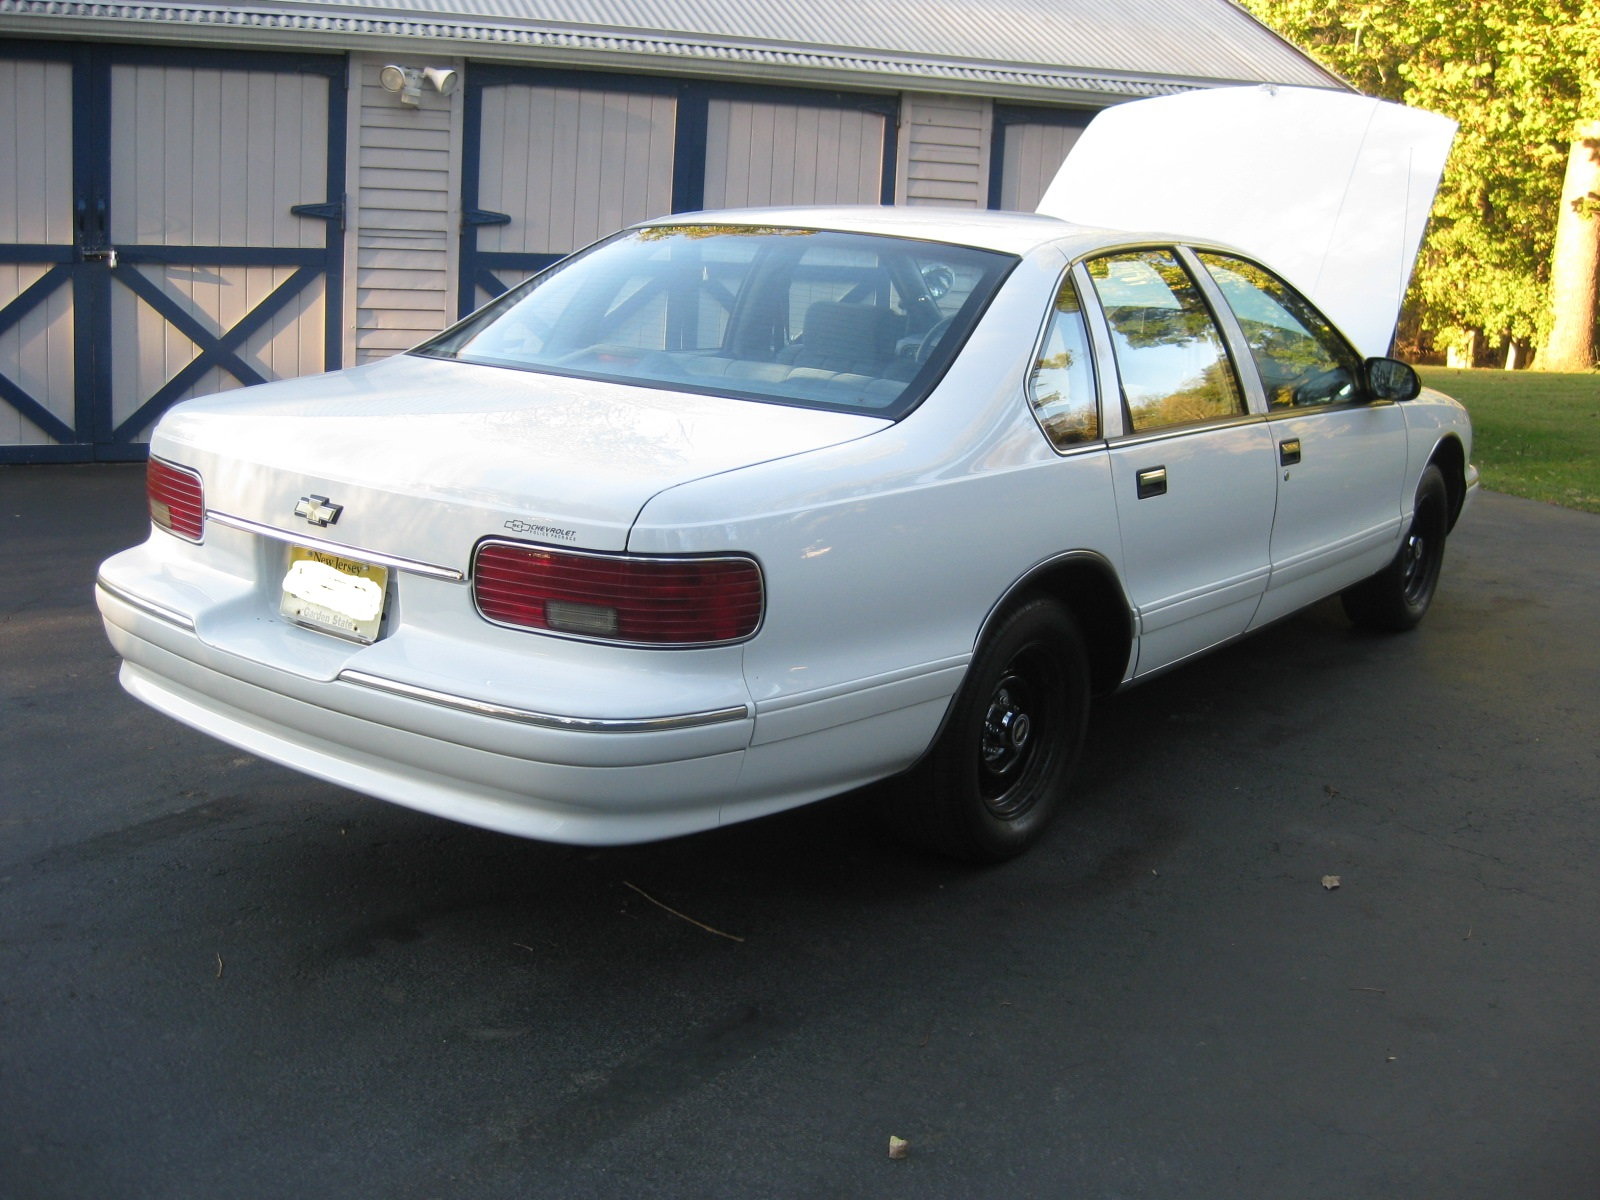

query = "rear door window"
(1085, 250), (1245, 432)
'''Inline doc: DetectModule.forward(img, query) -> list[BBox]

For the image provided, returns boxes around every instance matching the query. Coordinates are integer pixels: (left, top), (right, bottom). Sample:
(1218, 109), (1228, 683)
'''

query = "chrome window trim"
(96, 578), (197, 631)
(1103, 412), (1265, 450)
(207, 512), (465, 581)
(1260, 400), (1392, 422)
(337, 669), (751, 733)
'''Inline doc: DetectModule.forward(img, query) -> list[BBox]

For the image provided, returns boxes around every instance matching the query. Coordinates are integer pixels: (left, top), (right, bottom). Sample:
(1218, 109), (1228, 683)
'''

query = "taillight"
(473, 541), (763, 646)
(147, 457), (204, 541)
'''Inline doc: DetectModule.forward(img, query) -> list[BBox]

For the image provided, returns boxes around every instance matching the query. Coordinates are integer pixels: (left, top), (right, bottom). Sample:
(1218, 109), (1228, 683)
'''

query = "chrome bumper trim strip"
(96, 578), (197, 631)
(206, 512), (465, 581)
(336, 669), (751, 734)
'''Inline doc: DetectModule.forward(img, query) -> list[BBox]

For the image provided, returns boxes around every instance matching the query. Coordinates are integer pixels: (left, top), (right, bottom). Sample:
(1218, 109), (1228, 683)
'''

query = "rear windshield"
(415, 225), (1017, 418)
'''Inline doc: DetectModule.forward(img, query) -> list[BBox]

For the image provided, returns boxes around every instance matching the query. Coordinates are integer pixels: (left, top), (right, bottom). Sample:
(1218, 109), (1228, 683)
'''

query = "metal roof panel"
(0, 0), (1344, 97)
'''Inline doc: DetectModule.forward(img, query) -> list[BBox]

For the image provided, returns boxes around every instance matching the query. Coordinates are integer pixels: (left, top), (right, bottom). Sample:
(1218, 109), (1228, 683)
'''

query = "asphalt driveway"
(2, 465), (1597, 1199)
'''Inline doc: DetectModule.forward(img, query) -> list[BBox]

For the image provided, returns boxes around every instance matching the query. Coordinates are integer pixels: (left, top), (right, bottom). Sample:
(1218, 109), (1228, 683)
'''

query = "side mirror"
(1365, 356), (1421, 402)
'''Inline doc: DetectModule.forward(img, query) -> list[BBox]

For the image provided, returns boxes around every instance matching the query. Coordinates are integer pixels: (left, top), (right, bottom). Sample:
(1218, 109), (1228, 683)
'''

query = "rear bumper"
(96, 567), (756, 844)
(96, 529), (961, 843)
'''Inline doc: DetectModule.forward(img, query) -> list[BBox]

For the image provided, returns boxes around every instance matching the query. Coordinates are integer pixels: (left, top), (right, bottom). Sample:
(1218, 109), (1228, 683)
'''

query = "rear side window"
(1029, 274), (1099, 448)
(1086, 250), (1245, 432)
(417, 226), (1016, 419)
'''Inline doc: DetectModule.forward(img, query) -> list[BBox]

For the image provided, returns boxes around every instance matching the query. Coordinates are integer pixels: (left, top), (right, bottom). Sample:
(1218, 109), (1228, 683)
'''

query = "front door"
(1189, 250), (1409, 626)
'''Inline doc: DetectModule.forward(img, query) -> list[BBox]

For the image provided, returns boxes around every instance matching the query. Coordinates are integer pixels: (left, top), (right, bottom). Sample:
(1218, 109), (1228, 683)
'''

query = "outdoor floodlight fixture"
(379, 64), (458, 106)
(423, 67), (459, 96)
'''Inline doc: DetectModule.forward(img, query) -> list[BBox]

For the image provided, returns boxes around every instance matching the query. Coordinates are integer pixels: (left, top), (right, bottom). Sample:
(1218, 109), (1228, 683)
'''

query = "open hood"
(1036, 85), (1456, 359)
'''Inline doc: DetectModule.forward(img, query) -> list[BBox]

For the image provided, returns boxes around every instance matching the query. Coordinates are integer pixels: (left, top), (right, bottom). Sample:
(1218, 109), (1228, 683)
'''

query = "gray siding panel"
(899, 95), (989, 208)
(351, 53), (462, 363)
(365, 125), (454, 153)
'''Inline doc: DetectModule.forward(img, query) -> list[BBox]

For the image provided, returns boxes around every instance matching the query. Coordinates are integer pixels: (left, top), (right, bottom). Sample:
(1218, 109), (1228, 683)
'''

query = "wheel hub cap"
(1403, 534), (1424, 581)
(982, 680), (1031, 777)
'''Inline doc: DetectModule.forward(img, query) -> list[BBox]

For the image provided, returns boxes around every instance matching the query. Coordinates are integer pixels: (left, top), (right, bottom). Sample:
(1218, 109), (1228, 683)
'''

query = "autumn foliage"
(1240, 0), (1599, 369)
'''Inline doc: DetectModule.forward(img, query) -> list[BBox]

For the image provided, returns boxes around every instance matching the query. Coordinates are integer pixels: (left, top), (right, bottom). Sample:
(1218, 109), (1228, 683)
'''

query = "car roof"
(636, 205), (1128, 258)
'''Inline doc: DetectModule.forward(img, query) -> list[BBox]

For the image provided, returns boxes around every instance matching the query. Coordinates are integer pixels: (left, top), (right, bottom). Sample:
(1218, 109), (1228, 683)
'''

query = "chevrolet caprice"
(97, 89), (1475, 861)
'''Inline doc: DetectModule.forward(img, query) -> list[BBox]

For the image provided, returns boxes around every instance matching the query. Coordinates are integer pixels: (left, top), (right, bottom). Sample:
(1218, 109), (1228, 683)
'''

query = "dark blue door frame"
(458, 65), (900, 319)
(0, 42), (346, 464)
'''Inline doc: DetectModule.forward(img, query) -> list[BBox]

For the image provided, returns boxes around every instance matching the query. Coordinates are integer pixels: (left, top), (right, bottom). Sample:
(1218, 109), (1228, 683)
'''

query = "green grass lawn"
(1419, 367), (1600, 514)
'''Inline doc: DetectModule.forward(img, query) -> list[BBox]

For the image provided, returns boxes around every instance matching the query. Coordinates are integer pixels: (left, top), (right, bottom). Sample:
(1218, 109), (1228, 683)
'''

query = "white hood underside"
(1036, 85), (1457, 359)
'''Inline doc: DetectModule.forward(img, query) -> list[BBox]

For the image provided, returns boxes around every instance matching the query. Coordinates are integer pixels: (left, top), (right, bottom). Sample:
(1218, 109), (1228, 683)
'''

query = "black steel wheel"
(1342, 463), (1450, 632)
(889, 598), (1089, 862)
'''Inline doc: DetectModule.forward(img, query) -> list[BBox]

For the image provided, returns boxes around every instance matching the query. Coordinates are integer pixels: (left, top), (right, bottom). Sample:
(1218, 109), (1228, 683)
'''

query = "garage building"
(0, 0), (1340, 462)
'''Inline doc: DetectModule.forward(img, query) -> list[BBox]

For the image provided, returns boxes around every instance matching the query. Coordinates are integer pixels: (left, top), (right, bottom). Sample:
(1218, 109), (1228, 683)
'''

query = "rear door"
(1083, 247), (1276, 675)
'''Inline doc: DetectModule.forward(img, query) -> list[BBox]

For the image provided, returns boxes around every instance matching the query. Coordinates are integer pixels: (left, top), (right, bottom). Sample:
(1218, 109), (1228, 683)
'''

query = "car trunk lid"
(154, 353), (888, 565)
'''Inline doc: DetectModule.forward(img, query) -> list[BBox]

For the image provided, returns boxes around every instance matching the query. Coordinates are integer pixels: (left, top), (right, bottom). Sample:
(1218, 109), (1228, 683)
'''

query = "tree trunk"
(1539, 121), (1600, 372)
(1446, 329), (1482, 368)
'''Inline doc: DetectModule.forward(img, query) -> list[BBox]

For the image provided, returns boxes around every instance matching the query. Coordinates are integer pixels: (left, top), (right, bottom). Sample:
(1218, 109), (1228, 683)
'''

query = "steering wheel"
(1292, 366), (1354, 406)
(916, 316), (955, 364)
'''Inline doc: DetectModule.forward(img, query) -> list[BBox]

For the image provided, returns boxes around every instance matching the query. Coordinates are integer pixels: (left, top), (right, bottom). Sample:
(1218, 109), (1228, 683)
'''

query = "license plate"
(280, 546), (389, 643)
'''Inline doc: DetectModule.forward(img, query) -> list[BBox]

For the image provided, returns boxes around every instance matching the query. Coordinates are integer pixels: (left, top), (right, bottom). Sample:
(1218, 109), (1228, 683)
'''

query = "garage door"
(702, 98), (888, 209)
(0, 49), (78, 459)
(459, 68), (896, 316)
(989, 104), (1096, 212)
(0, 44), (346, 462)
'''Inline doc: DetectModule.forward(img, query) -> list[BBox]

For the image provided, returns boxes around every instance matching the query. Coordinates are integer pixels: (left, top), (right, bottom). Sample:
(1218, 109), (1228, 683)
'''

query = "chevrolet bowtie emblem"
(294, 495), (343, 527)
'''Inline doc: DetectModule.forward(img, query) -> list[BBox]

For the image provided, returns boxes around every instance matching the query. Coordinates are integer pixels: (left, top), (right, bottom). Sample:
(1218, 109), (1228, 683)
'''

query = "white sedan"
(96, 92), (1476, 862)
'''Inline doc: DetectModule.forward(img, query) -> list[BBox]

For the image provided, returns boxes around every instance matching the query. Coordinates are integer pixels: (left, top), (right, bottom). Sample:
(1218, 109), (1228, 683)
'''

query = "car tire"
(889, 597), (1090, 863)
(1342, 463), (1450, 632)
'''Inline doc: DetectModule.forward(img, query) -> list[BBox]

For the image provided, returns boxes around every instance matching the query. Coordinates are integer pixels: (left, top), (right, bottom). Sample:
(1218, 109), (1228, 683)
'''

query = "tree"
(1541, 123), (1600, 369)
(1239, 0), (1597, 368)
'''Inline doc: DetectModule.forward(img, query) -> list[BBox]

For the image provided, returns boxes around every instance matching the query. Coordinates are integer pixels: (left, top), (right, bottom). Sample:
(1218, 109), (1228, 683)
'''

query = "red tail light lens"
(147, 457), (204, 541)
(473, 541), (764, 646)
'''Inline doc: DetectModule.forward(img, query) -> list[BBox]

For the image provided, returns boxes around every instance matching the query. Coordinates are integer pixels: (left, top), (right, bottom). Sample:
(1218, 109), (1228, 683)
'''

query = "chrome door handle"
(1279, 438), (1302, 466)
(1136, 466), (1167, 499)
